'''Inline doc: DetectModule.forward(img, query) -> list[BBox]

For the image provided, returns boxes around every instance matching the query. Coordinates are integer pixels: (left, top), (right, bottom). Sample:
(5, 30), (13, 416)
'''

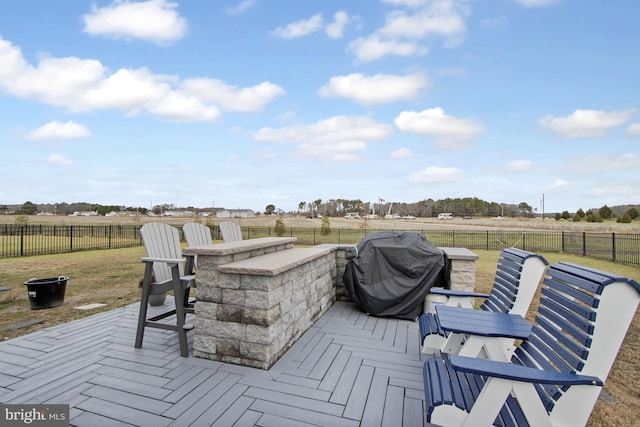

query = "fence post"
(70, 225), (74, 252)
(20, 225), (25, 257)
(561, 231), (565, 252)
(612, 233), (616, 262)
(582, 231), (586, 256)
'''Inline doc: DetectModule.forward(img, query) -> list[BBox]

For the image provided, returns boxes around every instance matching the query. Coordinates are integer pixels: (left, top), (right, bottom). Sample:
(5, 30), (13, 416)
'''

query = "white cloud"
(505, 160), (535, 172)
(378, 2), (467, 41)
(326, 11), (351, 39)
(182, 78), (285, 112)
(585, 184), (640, 202)
(394, 107), (485, 149)
(626, 123), (640, 137)
(349, 0), (469, 61)
(253, 115), (393, 161)
(46, 153), (74, 166)
(319, 73), (427, 105)
(539, 109), (636, 138)
(271, 14), (324, 39)
(0, 37), (282, 122)
(148, 91), (220, 122)
(84, 67), (172, 112)
(82, 0), (187, 45)
(545, 179), (573, 193)
(226, 0), (255, 15)
(408, 166), (464, 184)
(515, 0), (562, 7)
(348, 35), (425, 62)
(5, 54), (106, 111)
(26, 121), (91, 141)
(566, 154), (640, 175)
(391, 148), (414, 159)
(383, 0), (427, 7)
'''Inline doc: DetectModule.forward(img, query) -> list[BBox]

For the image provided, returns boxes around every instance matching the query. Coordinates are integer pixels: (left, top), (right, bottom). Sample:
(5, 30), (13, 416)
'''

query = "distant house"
(216, 209), (255, 219)
(163, 210), (196, 217)
(69, 211), (99, 216)
(106, 211), (135, 217)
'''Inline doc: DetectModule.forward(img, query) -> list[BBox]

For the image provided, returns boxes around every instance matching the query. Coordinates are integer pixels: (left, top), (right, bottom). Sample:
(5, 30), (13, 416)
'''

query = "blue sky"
(1, 0), (638, 214)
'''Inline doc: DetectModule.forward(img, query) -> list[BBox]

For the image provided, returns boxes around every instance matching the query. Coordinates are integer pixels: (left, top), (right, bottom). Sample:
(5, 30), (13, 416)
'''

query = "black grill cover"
(343, 232), (446, 320)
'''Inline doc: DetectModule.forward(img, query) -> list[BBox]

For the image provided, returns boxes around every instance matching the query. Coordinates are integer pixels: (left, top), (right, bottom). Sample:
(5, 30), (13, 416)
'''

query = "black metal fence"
(0, 224), (142, 257)
(1, 224), (639, 266)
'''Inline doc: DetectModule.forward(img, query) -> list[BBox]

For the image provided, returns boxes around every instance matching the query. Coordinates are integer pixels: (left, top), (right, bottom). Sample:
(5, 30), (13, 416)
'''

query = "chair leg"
(135, 265), (153, 349)
(170, 268), (190, 357)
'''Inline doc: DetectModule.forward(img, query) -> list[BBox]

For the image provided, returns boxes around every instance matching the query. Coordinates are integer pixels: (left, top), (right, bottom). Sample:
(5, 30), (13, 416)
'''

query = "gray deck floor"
(0, 301), (428, 426)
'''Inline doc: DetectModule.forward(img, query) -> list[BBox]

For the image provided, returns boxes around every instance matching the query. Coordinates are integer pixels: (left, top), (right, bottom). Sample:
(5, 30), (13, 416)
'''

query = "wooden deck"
(0, 301), (428, 426)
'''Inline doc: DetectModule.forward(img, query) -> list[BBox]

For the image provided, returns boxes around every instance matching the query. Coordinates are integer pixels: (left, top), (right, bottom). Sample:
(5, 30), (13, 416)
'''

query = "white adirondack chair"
(183, 222), (213, 269)
(135, 223), (195, 357)
(220, 221), (243, 242)
(423, 262), (640, 426)
(183, 222), (212, 246)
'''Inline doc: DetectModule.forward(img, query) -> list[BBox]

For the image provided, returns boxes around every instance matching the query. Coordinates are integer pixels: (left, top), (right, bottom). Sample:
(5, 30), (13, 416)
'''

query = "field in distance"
(1, 213), (638, 233)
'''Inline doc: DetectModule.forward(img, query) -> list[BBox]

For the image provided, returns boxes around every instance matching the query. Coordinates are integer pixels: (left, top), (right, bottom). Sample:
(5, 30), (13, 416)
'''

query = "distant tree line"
(0, 202), (148, 216)
(291, 198), (536, 218)
(1, 199), (638, 223)
(554, 205), (639, 223)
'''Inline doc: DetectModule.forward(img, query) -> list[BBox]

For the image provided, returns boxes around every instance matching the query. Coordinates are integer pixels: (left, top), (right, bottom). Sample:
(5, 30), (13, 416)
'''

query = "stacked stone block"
(193, 246), (335, 369)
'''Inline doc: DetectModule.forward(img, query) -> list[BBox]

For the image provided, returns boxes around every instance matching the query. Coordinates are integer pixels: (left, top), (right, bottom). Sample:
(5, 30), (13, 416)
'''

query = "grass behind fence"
(2, 224), (640, 266)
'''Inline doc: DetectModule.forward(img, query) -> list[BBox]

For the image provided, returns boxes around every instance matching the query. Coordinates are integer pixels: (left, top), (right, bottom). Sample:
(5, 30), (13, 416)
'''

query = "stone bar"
(314, 244), (354, 302)
(184, 239), (336, 369)
(184, 238), (478, 369)
(183, 237), (296, 303)
(439, 247), (479, 292)
(320, 244), (480, 298)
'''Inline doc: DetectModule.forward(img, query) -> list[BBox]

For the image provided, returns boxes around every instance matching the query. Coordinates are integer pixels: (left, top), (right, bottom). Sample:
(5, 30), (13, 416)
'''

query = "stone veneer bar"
(184, 238), (336, 369)
(184, 239), (478, 369)
(439, 247), (479, 292)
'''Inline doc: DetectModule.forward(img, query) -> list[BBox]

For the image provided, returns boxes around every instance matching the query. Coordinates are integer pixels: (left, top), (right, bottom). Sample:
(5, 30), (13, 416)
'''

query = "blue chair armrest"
(435, 306), (532, 339)
(449, 355), (603, 386)
(430, 288), (489, 299)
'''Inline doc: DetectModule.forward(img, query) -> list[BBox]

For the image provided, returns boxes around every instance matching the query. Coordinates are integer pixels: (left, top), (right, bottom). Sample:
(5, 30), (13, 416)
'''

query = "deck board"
(0, 301), (428, 426)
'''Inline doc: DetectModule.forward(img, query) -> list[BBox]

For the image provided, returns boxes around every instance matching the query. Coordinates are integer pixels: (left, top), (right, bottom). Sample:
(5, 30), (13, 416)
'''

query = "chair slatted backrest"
(480, 248), (546, 316)
(140, 223), (185, 283)
(183, 222), (212, 247)
(512, 262), (640, 416)
(220, 221), (243, 242)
